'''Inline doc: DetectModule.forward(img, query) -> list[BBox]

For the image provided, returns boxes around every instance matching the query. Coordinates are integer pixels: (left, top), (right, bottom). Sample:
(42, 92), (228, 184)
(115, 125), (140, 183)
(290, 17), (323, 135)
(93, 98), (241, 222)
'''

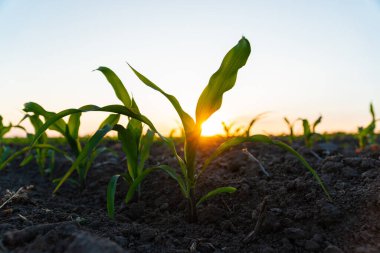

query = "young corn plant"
(357, 103), (378, 150)
(0, 115), (29, 164)
(245, 112), (269, 137)
(222, 121), (240, 138)
(22, 102), (120, 187)
(0, 115), (13, 163)
(31, 37), (330, 222)
(17, 114), (56, 176)
(283, 117), (297, 143)
(299, 116), (322, 148)
(124, 37), (330, 222)
(90, 68), (156, 219)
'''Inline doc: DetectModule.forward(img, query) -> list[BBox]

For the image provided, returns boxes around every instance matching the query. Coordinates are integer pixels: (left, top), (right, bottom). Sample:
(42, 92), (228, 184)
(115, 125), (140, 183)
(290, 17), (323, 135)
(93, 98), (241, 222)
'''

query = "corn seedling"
(124, 37), (330, 222)
(16, 114), (56, 175)
(245, 112), (269, 137)
(89, 69), (156, 219)
(0, 116), (27, 164)
(22, 102), (120, 187)
(222, 121), (240, 138)
(299, 116), (322, 148)
(357, 103), (378, 150)
(283, 117), (297, 143)
(30, 37), (330, 223)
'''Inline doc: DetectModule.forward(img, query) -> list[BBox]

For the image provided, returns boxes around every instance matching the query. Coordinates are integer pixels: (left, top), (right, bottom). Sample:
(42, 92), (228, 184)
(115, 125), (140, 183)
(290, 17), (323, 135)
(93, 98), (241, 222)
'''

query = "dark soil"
(1, 136), (380, 253)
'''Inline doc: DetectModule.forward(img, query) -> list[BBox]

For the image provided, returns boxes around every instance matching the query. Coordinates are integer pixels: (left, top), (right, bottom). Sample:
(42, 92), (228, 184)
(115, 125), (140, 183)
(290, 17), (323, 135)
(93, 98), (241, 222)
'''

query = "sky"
(1, 0), (380, 137)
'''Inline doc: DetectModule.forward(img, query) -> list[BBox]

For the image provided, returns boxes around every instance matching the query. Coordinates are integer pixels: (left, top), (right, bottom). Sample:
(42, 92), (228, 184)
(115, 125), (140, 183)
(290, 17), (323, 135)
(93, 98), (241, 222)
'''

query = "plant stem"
(188, 187), (198, 223)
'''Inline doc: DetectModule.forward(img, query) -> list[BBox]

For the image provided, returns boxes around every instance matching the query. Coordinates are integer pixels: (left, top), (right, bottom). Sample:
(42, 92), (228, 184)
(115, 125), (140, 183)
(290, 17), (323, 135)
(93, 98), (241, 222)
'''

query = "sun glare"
(201, 118), (225, 137)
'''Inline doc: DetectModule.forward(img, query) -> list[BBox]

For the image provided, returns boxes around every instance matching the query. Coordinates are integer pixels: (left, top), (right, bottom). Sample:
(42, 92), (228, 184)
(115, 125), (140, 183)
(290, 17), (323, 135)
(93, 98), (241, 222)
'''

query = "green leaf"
(107, 174), (120, 219)
(53, 124), (114, 193)
(24, 102), (67, 135)
(0, 144), (68, 171)
(196, 187), (236, 207)
(195, 37), (251, 125)
(370, 102), (375, 121)
(302, 119), (311, 137)
(245, 112), (269, 137)
(68, 113), (82, 140)
(128, 64), (195, 135)
(99, 114), (121, 129)
(20, 154), (34, 167)
(312, 116), (322, 133)
(97, 67), (133, 108)
(201, 135), (331, 200)
(138, 129), (154, 175)
(31, 105), (159, 147)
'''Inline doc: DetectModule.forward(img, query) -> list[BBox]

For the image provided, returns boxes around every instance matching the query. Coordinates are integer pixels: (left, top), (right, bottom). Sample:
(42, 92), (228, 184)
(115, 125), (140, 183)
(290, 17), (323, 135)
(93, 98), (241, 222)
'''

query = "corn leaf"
(370, 102), (375, 120)
(31, 105), (157, 147)
(302, 120), (311, 137)
(195, 37), (251, 124)
(97, 67), (133, 107)
(138, 129), (154, 174)
(24, 102), (67, 135)
(196, 186), (236, 207)
(128, 64), (195, 135)
(0, 144), (68, 171)
(312, 116), (322, 133)
(107, 174), (120, 219)
(68, 113), (82, 140)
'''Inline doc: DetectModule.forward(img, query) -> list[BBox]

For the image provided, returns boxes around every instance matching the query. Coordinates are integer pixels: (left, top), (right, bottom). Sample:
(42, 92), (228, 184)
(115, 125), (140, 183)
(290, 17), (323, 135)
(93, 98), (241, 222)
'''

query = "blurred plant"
(245, 112), (269, 137)
(299, 116), (322, 148)
(283, 117), (298, 143)
(22, 102), (119, 187)
(357, 103), (378, 150)
(222, 121), (240, 138)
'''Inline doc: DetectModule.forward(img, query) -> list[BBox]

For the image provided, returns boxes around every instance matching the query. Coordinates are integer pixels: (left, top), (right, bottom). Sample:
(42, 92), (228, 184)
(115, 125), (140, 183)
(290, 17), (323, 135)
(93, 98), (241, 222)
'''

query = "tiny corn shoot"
(245, 112), (269, 137)
(357, 103), (379, 150)
(283, 117), (297, 143)
(18, 114), (56, 175)
(299, 116), (322, 148)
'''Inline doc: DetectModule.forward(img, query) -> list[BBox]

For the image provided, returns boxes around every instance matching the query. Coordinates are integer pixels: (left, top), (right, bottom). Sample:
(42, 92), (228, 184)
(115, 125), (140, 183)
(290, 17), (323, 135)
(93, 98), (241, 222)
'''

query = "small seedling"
(23, 102), (120, 187)
(245, 112), (269, 137)
(357, 103), (378, 150)
(283, 117), (297, 143)
(299, 116), (322, 148)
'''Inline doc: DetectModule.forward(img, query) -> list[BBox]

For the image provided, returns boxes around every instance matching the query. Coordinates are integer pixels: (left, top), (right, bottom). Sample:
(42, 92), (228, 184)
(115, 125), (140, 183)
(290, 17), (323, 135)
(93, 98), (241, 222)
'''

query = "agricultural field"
(0, 36), (379, 253)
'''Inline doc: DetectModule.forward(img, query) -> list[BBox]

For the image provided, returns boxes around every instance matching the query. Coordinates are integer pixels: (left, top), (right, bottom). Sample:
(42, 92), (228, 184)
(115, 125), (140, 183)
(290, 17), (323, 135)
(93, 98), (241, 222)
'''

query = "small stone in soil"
(323, 245), (344, 253)
(284, 227), (307, 240)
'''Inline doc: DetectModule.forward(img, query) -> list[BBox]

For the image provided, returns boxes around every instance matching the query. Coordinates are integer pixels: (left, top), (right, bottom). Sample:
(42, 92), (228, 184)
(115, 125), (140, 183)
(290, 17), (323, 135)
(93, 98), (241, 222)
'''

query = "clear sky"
(1, 0), (379, 137)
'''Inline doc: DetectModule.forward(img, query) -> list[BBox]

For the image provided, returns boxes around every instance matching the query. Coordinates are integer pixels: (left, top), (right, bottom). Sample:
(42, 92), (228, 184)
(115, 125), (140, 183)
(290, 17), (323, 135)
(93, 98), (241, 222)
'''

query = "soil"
(1, 136), (380, 253)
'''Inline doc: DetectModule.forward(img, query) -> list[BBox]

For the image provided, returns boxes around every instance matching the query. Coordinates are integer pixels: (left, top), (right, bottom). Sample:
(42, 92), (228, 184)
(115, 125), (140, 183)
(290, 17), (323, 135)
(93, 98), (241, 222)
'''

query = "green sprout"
(283, 117), (297, 143)
(357, 103), (378, 150)
(0, 115), (13, 163)
(17, 114), (56, 176)
(22, 102), (120, 187)
(245, 112), (269, 137)
(222, 121), (240, 138)
(299, 116), (322, 148)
